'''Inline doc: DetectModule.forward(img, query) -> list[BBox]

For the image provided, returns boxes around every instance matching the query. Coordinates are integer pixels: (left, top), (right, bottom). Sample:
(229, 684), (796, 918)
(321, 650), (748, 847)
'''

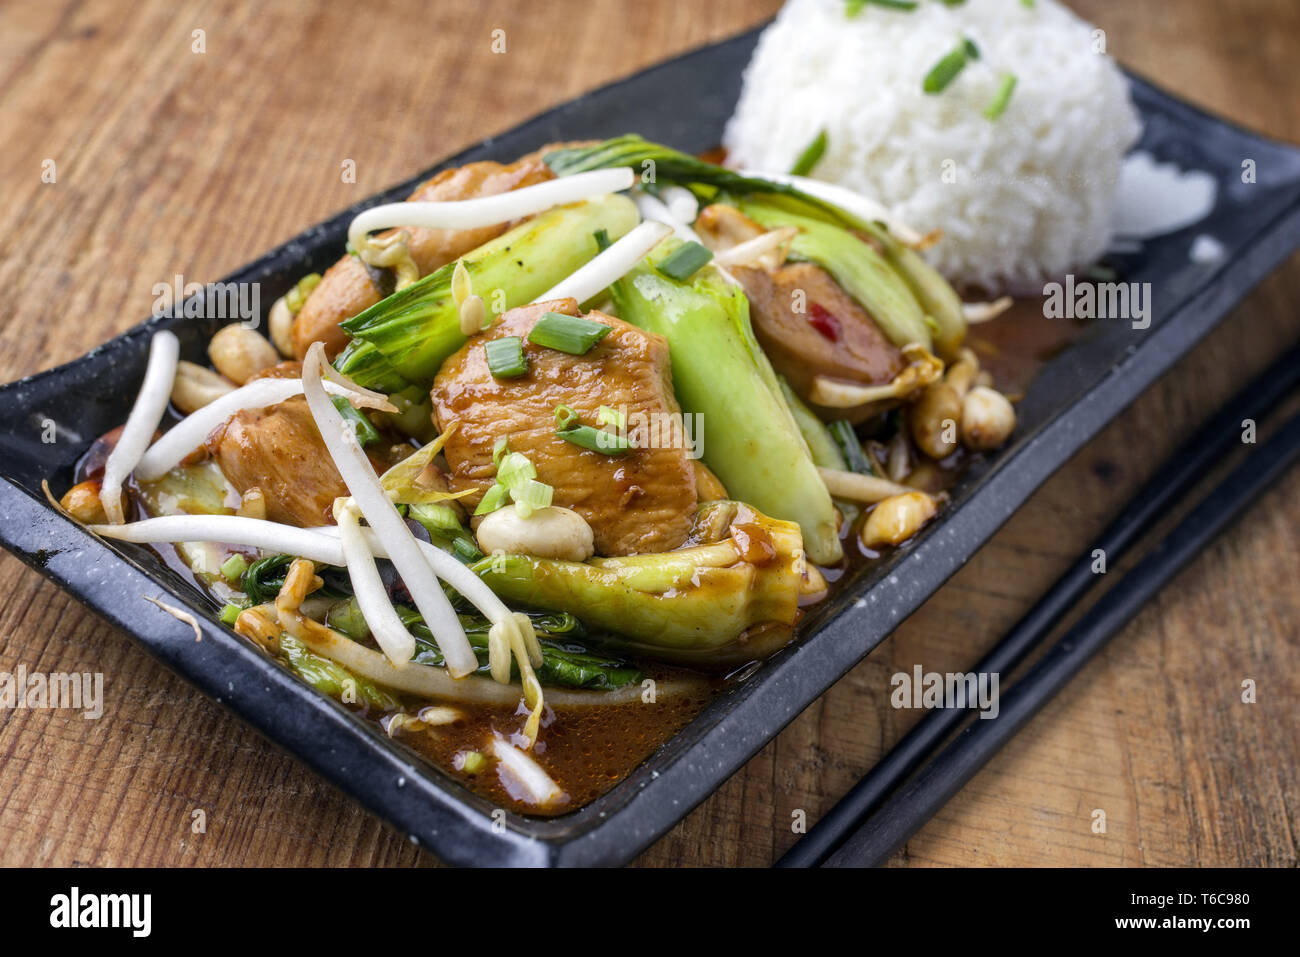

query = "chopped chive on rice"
(923, 38), (976, 94)
(984, 72), (1018, 120)
(789, 129), (828, 176)
(527, 312), (611, 354)
(485, 336), (528, 378)
(847, 0), (917, 14)
(655, 241), (714, 282)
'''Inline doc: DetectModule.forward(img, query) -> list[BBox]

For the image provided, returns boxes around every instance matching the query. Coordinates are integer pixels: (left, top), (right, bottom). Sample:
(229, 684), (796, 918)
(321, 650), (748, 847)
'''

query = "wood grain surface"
(0, 0), (1296, 868)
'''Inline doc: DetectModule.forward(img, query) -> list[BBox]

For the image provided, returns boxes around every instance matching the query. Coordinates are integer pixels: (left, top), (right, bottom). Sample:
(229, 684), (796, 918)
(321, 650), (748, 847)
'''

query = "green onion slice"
(596, 405), (625, 429)
(474, 482), (510, 516)
(655, 241), (714, 282)
(485, 336), (528, 378)
(527, 312), (612, 355)
(492, 435), (510, 466)
(510, 478), (554, 518)
(556, 424), (632, 455)
(789, 129), (828, 177)
(984, 72), (1018, 120)
(554, 404), (580, 431)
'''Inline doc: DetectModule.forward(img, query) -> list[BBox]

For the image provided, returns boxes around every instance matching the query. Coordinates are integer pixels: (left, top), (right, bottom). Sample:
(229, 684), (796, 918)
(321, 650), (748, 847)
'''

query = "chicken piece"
(292, 143), (586, 360)
(207, 362), (403, 527)
(732, 262), (904, 421)
(432, 299), (697, 556)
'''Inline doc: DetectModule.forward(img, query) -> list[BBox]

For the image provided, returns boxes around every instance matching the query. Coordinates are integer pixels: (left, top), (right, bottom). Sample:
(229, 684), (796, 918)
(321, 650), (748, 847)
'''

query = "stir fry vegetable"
(336, 194), (639, 389)
(611, 241), (842, 564)
(474, 501), (808, 663)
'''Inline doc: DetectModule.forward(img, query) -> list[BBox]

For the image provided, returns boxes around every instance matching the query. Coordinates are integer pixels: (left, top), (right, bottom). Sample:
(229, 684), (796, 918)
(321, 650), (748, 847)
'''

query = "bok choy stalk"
(546, 136), (966, 358)
(473, 501), (808, 663)
(610, 241), (842, 564)
(335, 194), (639, 390)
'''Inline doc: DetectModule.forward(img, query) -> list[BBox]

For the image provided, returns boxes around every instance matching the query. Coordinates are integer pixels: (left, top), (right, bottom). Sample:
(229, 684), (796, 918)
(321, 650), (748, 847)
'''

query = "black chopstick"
(820, 401), (1300, 867)
(778, 342), (1300, 868)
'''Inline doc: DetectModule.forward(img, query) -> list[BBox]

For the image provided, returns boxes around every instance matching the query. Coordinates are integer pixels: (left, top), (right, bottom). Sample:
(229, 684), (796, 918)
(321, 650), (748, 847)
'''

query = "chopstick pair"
(779, 341), (1300, 868)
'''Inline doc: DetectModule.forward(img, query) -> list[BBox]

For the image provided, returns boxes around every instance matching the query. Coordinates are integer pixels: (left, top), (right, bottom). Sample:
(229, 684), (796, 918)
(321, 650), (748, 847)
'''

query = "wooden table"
(0, 0), (1296, 867)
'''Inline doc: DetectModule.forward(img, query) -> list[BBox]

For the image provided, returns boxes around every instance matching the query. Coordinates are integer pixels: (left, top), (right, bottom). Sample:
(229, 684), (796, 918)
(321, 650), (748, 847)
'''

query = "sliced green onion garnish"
(554, 404), (580, 431)
(963, 37), (980, 60)
(492, 434), (510, 466)
(510, 478), (554, 518)
(330, 394), (382, 447)
(496, 450), (537, 489)
(220, 554), (249, 584)
(923, 40), (974, 94)
(527, 312), (611, 355)
(848, 0), (917, 12)
(789, 129), (828, 176)
(485, 336), (528, 378)
(597, 404), (626, 429)
(220, 602), (243, 625)
(593, 228), (611, 252)
(474, 482), (510, 516)
(655, 241), (714, 282)
(984, 72), (1018, 120)
(461, 750), (486, 775)
(556, 424), (632, 455)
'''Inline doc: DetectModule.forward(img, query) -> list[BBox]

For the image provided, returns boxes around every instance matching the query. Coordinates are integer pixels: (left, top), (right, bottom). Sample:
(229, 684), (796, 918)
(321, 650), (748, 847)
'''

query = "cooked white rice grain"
(723, 0), (1142, 293)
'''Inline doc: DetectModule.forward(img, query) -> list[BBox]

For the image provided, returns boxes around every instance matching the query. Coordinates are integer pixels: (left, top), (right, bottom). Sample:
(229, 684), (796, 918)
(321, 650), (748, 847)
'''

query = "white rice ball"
(723, 0), (1142, 293)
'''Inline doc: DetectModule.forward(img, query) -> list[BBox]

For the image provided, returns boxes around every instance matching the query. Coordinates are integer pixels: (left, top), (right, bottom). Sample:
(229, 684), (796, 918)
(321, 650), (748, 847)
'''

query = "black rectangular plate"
(3, 26), (1300, 867)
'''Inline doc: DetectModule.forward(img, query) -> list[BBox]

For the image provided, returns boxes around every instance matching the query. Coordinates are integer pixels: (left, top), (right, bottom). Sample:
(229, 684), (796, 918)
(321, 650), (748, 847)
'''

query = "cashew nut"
(860, 491), (937, 549)
(171, 360), (236, 414)
(476, 504), (594, 562)
(208, 323), (279, 385)
(961, 386), (1017, 451)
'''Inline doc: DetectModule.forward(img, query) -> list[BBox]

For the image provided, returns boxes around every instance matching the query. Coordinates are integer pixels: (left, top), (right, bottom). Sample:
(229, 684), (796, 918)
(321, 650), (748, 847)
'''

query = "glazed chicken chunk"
(432, 299), (698, 556)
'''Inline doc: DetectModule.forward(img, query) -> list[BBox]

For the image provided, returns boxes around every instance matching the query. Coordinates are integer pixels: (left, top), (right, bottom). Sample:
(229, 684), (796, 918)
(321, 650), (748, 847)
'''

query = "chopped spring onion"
(984, 72), (1018, 120)
(593, 228), (611, 251)
(510, 478), (553, 518)
(301, 343), (476, 676)
(460, 750), (486, 775)
(135, 376), (394, 482)
(485, 336), (528, 378)
(923, 41), (975, 94)
(654, 241), (714, 282)
(331, 395), (382, 446)
(556, 424), (632, 455)
(660, 185), (700, 224)
(101, 330), (179, 522)
(789, 129), (828, 176)
(534, 220), (672, 304)
(220, 602), (244, 625)
(346, 168), (635, 256)
(220, 553), (249, 584)
(334, 500), (416, 666)
(496, 451), (536, 489)
(597, 405), (625, 429)
(474, 482), (510, 516)
(492, 435), (510, 466)
(527, 312), (612, 355)
(284, 273), (322, 314)
(554, 404), (579, 431)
